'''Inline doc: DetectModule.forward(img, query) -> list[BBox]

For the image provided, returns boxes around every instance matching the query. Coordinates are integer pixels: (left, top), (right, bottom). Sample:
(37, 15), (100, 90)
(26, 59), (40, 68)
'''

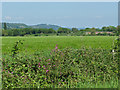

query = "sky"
(2, 2), (118, 28)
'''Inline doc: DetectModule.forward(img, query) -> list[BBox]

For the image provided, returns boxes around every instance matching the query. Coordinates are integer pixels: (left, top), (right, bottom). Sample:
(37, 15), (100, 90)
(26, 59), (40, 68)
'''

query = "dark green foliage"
(3, 22), (7, 30)
(72, 28), (78, 33)
(113, 36), (120, 83)
(2, 30), (8, 36)
(102, 26), (116, 32)
(11, 40), (24, 57)
(57, 27), (71, 33)
(2, 28), (57, 36)
(2, 25), (118, 36)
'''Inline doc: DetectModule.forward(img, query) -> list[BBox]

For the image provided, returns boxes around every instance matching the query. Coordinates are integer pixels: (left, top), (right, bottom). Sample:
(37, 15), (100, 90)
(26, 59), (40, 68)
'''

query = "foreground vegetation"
(2, 45), (118, 88)
(1, 36), (119, 88)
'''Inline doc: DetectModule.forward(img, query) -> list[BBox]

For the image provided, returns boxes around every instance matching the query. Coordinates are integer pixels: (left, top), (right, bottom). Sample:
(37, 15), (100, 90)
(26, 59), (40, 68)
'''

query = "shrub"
(2, 45), (118, 88)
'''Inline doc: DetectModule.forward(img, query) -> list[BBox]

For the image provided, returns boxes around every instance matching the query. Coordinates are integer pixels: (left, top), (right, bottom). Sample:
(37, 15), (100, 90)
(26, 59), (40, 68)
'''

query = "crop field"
(1, 36), (117, 54)
(1, 36), (119, 88)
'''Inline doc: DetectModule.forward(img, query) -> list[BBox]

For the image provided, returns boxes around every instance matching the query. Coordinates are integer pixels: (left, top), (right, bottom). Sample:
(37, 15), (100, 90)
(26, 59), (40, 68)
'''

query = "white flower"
(112, 49), (115, 53)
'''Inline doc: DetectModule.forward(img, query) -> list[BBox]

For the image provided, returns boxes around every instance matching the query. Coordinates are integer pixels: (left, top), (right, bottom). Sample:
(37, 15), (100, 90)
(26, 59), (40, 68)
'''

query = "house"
(106, 32), (113, 34)
(86, 32), (91, 34)
(86, 31), (113, 35)
(95, 32), (113, 34)
(95, 32), (103, 34)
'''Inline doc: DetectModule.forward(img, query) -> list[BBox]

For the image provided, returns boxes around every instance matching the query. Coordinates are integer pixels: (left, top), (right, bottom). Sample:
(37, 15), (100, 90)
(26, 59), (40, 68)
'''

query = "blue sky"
(2, 2), (118, 28)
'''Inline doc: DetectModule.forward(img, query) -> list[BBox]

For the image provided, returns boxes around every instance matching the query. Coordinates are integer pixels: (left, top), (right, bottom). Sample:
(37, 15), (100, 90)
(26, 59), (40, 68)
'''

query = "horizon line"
(1, 22), (118, 29)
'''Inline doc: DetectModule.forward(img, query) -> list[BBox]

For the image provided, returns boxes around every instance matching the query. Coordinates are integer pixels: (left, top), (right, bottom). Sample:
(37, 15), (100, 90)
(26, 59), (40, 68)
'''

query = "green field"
(2, 36), (117, 54)
(1, 36), (118, 88)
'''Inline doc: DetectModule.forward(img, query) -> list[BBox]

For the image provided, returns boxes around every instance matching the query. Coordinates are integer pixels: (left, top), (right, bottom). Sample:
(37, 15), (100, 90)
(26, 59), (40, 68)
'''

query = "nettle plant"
(11, 40), (24, 57)
(113, 36), (120, 81)
(112, 36), (120, 61)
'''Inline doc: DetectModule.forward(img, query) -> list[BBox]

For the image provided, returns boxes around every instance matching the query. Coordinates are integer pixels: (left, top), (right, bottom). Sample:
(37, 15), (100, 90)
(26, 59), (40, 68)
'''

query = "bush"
(34, 34), (39, 36)
(2, 45), (118, 88)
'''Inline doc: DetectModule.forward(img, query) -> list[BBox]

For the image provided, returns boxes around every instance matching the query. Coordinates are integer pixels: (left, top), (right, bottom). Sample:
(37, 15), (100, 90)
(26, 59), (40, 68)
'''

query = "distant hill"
(61, 26), (85, 30)
(2, 22), (84, 30)
(29, 24), (61, 30)
(2, 23), (61, 30)
(2, 23), (29, 29)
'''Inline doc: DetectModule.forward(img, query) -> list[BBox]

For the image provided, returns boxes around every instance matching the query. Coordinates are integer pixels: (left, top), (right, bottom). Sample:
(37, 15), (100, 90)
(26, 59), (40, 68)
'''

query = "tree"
(7, 30), (13, 36)
(102, 26), (106, 30)
(2, 30), (8, 36)
(24, 28), (31, 34)
(57, 27), (63, 33)
(57, 27), (71, 33)
(108, 26), (116, 32)
(48, 28), (56, 33)
(117, 25), (120, 36)
(91, 27), (96, 35)
(3, 22), (7, 30)
(72, 28), (78, 33)
(12, 29), (19, 36)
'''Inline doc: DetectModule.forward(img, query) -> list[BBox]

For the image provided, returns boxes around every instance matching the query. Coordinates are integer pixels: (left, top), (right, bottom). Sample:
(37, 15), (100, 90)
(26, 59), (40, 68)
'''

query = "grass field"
(2, 36), (117, 54)
(1, 36), (118, 88)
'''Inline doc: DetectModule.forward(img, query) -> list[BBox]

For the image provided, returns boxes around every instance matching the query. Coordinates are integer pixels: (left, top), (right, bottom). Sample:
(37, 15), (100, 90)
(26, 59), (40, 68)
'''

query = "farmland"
(1, 36), (119, 88)
(1, 2), (119, 88)
(2, 36), (117, 54)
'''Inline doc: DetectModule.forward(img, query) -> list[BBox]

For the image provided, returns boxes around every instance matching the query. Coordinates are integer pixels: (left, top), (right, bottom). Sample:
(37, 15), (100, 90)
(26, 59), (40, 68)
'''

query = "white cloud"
(3, 16), (24, 21)
(4, 16), (12, 20)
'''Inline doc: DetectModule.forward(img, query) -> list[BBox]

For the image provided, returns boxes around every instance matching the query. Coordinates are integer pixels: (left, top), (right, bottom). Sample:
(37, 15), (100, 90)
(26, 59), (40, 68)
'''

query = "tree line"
(2, 23), (119, 36)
